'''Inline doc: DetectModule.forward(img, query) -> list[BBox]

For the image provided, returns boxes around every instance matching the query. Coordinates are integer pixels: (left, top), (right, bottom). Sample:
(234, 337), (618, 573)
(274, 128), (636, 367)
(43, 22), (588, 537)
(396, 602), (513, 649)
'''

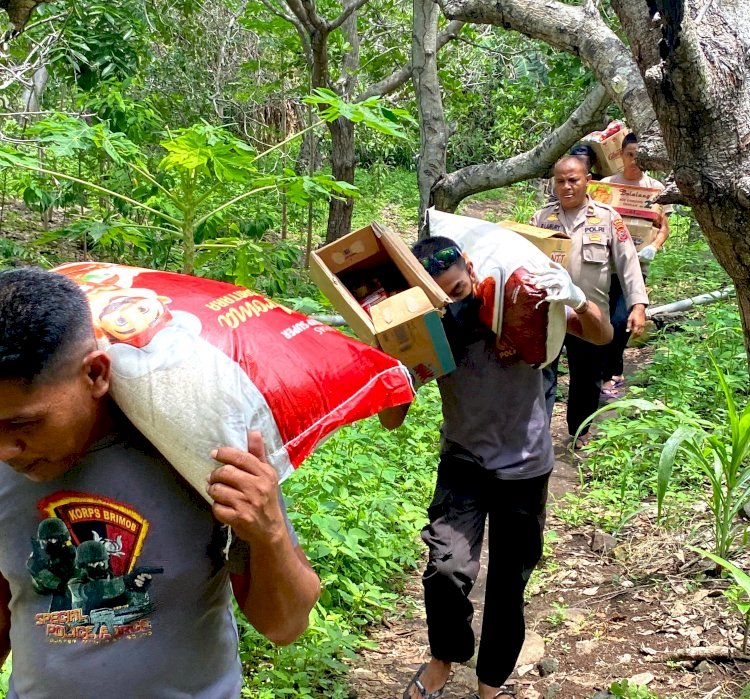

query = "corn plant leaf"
(688, 546), (750, 594)
(657, 425), (700, 521)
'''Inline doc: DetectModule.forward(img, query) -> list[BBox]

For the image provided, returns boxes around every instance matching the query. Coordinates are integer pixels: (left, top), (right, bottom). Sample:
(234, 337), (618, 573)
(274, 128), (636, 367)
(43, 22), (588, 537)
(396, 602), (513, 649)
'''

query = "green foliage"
(351, 167), (420, 232)
(442, 27), (597, 169)
(303, 89), (416, 140)
(575, 354), (750, 561)
(646, 210), (730, 305)
(56, 1), (147, 89)
(1, 90), (409, 275)
(0, 655), (9, 696)
(608, 679), (660, 699)
(238, 384), (442, 695)
(566, 224), (746, 544)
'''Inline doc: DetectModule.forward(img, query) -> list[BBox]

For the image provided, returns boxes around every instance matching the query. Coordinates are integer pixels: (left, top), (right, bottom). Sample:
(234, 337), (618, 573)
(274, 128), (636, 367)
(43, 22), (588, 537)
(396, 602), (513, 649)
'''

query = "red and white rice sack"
(55, 262), (414, 500)
(427, 210), (566, 368)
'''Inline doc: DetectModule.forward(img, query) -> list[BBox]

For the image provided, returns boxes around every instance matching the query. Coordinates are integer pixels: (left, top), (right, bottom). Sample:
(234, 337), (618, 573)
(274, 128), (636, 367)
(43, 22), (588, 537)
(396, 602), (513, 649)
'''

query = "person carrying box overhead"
(531, 155), (649, 449)
(599, 132), (671, 398)
(380, 238), (611, 699)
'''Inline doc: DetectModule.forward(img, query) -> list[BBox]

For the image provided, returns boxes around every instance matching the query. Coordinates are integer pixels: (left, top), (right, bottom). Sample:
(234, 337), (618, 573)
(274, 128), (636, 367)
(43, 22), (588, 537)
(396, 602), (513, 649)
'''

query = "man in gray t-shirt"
(385, 236), (612, 699)
(0, 268), (321, 697)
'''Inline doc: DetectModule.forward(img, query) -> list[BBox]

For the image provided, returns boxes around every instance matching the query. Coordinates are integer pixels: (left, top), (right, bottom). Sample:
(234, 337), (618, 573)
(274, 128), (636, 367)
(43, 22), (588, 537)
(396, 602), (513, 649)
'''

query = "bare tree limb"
(358, 20), (464, 100)
(432, 83), (611, 211)
(440, 0), (669, 167)
(296, 0), (327, 31)
(413, 0), (449, 233)
(258, 0), (313, 59)
(327, 0), (371, 32)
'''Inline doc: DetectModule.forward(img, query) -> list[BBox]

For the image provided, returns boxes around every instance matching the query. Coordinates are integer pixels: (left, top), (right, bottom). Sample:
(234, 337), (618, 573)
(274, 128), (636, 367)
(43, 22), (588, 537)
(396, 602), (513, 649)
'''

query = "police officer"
(531, 155), (648, 448)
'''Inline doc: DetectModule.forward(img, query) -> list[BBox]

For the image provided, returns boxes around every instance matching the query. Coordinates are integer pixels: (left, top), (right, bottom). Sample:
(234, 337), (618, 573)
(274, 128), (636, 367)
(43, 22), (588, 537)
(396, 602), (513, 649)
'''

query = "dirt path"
(347, 343), (750, 698)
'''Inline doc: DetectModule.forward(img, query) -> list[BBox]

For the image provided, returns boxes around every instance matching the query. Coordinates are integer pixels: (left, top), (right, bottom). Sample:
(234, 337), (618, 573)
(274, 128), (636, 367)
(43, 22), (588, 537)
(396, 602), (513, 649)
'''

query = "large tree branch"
(357, 20), (464, 100)
(285, 0), (323, 33)
(440, 0), (669, 167)
(432, 83), (611, 211)
(328, 0), (370, 31)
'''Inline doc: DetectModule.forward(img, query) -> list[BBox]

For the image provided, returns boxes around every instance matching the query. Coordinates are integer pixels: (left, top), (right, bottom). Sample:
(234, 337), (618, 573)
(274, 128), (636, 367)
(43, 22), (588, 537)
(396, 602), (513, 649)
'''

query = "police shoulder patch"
(614, 217), (629, 243)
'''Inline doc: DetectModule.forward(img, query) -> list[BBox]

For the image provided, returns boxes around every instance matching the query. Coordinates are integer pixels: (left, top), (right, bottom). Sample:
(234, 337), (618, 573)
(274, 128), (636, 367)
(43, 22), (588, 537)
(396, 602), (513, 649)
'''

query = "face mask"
(447, 292), (481, 327)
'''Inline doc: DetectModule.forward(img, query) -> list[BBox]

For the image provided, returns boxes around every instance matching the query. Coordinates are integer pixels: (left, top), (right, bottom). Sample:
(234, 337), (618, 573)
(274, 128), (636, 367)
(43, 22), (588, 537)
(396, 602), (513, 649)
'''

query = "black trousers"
(542, 333), (605, 437)
(601, 274), (630, 381)
(565, 333), (606, 437)
(421, 456), (550, 688)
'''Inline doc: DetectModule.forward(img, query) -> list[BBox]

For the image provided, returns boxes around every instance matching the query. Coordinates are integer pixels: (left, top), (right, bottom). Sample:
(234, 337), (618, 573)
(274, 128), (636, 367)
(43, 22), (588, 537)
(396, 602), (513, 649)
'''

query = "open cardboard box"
(588, 181), (663, 221)
(309, 223), (455, 386)
(498, 221), (572, 268)
(622, 216), (658, 251)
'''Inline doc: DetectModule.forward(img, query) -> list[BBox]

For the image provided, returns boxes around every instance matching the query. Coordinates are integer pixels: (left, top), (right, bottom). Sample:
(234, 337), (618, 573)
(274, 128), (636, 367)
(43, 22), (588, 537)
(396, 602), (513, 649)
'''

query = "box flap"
(312, 225), (386, 275)
(499, 220), (571, 241)
(370, 287), (433, 334)
(308, 250), (377, 345)
(371, 222), (452, 309)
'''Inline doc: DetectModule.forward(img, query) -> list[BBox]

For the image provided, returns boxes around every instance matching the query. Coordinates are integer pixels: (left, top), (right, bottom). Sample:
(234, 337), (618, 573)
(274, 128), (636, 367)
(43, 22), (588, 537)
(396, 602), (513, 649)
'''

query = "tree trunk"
(20, 64), (47, 123)
(412, 0), (448, 237)
(296, 129), (323, 174)
(325, 116), (356, 242)
(611, 0), (750, 362)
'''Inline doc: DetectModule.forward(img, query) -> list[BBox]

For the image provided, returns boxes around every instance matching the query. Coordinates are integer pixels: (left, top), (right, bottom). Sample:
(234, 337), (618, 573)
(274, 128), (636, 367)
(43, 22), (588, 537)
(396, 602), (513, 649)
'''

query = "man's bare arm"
(566, 301), (613, 345)
(208, 433), (320, 646)
(378, 403), (410, 430)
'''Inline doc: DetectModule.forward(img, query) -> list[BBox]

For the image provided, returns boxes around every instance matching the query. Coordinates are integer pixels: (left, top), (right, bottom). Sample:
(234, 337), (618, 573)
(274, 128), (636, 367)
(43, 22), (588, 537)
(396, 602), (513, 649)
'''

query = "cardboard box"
(498, 220), (573, 269)
(587, 181), (663, 221)
(582, 125), (629, 176)
(622, 216), (658, 251)
(309, 223), (455, 385)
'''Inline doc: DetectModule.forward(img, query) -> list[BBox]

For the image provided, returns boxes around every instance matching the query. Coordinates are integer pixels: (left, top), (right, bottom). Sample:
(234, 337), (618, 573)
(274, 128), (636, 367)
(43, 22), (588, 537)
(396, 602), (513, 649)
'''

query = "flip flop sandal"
(611, 377), (625, 388)
(573, 433), (593, 451)
(403, 663), (446, 699)
(466, 687), (517, 699)
(600, 386), (620, 398)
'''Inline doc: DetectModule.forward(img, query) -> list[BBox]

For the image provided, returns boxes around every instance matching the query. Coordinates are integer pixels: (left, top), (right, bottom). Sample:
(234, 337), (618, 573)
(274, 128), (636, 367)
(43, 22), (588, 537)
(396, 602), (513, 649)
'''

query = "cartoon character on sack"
(95, 286), (288, 473)
(57, 264), (147, 343)
(87, 285), (212, 380)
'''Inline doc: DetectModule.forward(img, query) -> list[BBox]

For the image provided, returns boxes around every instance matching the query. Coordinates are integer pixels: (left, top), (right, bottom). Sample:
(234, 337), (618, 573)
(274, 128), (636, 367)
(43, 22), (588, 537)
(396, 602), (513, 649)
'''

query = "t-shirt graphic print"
(28, 491), (159, 644)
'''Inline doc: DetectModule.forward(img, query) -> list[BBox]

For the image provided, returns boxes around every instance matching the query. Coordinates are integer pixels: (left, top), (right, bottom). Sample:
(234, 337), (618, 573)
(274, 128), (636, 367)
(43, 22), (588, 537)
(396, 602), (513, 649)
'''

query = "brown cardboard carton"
(582, 123), (629, 176)
(498, 220), (572, 269)
(622, 216), (657, 251)
(587, 181), (663, 221)
(309, 223), (455, 385)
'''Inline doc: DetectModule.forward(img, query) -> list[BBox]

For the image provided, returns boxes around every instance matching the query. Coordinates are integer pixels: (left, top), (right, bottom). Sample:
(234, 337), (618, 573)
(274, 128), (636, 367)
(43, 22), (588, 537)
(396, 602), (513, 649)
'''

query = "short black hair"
(0, 268), (95, 384)
(622, 132), (638, 148)
(554, 154), (589, 174)
(411, 235), (466, 275)
(570, 143), (598, 170)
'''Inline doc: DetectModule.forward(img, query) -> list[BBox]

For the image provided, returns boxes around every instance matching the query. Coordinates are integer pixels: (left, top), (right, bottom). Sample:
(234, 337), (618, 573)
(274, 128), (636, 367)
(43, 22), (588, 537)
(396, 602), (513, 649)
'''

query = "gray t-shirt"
(0, 423), (291, 698)
(438, 334), (554, 480)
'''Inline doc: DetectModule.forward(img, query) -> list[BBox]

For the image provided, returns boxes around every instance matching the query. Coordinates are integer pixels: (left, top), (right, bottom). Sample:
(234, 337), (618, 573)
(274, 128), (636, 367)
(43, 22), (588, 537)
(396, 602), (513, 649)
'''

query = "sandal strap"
(414, 678), (444, 698)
